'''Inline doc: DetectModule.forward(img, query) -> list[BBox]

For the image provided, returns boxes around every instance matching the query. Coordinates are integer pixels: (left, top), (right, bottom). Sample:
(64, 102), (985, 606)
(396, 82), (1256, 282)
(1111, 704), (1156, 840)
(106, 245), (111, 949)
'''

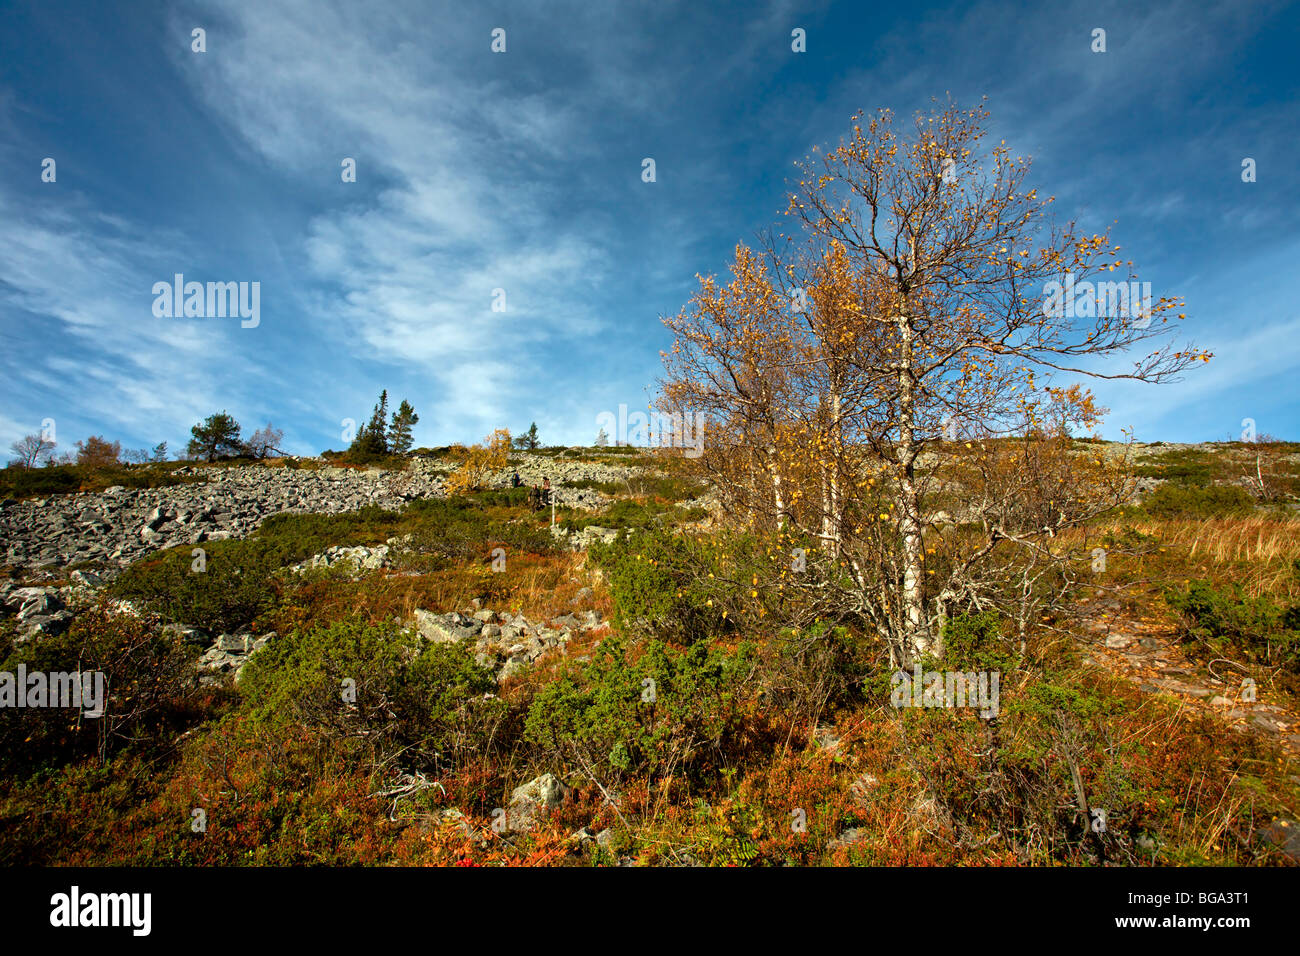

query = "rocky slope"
(0, 454), (639, 574)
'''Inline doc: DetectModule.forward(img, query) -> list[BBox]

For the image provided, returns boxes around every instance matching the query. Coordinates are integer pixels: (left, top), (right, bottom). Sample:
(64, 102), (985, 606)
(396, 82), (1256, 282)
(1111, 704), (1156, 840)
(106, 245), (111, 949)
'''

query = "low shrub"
(762, 622), (876, 727)
(110, 506), (406, 631)
(0, 462), (193, 499)
(1141, 482), (1254, 518)
(1165, 579), (1300, 676)
(524, 633), (758, 786)
(589, 528), (726, 642)
(940, 611), (1021, 674)
(562, 498), (680, 533)
(109, 539), (287, 633)
(0, 608), (198, 776)
(566, 473), (706, 502)
(399, 496), (556, 567)
(238, 617), (505, 771)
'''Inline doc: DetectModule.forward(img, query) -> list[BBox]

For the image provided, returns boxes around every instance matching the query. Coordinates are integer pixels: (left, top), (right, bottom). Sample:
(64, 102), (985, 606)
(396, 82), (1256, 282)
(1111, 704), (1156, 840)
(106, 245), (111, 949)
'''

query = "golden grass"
(1120, 515), (1300, 598)
(1143, 515), (1300, 565)
(383, 549), (611, 623)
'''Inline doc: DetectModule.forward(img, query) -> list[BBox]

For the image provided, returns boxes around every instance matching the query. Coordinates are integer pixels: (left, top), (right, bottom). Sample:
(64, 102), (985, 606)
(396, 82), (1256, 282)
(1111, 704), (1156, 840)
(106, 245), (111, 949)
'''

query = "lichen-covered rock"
(410, 609), (479, 644)
(507, 773), (567, 831)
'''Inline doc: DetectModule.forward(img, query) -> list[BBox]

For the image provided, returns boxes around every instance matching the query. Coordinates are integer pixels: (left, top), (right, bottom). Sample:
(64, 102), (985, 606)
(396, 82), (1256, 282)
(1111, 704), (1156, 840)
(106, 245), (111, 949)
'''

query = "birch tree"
(663, 101), (1207, 665)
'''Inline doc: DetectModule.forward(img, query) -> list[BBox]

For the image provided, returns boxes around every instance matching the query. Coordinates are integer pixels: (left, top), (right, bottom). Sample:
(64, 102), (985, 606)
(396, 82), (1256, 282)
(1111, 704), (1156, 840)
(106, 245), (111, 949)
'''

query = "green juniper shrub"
(237, 617), (504, 771)
(469, 487), (533, 508)
(860, 612), (1019, 704)
(0, 462), (194, 499)
(565, 473), (707, 503)
(1134, 454), (1213, 486)
(257, 505), (403, 552)
(889, 649), (1134, 861)
(564, 478), (623, 495)
(994, 675), (1132, 849)
(397, 496), (556, 567)
(109, 539), (286, 634)
(524, 633), (757, 787)
(1165, 579), (1300, 676)
(562, 498), (694, 534)
(589, 527), (726, 642)
(0, 466), (80, 497)
(940, 611), (1022, 674)
(109, 505), (407, 631)
(626, 473), (707, 502)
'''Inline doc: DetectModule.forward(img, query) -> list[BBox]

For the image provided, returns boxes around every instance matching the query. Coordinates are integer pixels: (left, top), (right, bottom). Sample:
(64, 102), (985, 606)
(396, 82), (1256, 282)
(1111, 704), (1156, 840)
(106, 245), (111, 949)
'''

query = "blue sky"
(1, 0), (1297, 457)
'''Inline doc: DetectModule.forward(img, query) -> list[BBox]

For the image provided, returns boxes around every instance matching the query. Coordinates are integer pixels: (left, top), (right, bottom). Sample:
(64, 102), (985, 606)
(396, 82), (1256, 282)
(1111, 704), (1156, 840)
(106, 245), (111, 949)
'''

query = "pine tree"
(512, 422), (540, 450)
(367, 390), (389, 453)
(187, 412), (243, 462)
(388, 399), (419, 455)
(347, 390), (391, 460)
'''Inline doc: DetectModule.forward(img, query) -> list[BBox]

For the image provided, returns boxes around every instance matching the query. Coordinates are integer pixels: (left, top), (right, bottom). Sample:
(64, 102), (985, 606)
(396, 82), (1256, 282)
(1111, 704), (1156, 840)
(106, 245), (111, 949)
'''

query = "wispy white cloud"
(171, 0), (628, 439)
(0, 0), (1294, 455)
(0, 190), (243, 448)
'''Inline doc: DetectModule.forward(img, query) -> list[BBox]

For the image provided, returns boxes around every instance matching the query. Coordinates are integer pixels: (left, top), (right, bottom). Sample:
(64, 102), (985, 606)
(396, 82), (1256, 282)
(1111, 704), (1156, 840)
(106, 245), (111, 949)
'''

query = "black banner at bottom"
(0, 865), (1282, 943)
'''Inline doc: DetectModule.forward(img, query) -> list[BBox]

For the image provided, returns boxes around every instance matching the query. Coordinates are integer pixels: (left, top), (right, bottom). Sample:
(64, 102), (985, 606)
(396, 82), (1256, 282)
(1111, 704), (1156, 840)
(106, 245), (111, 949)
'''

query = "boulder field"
(0, 454), (637, 574)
